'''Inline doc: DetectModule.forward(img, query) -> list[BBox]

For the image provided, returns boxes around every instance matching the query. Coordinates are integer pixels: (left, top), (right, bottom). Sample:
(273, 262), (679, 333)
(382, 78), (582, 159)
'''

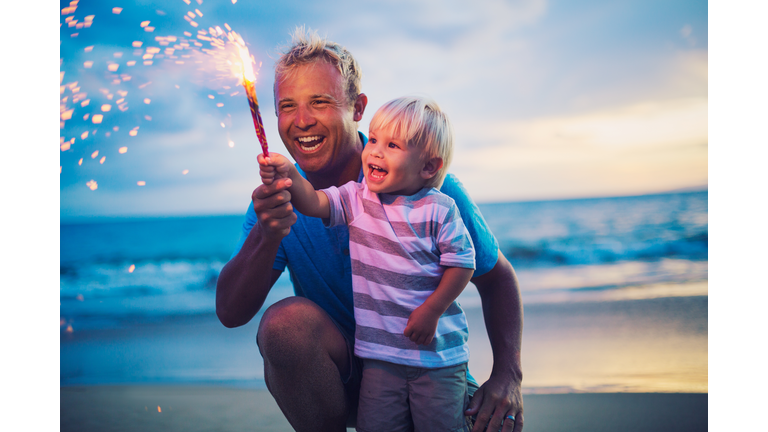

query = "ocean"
(60, 190), (708, 390)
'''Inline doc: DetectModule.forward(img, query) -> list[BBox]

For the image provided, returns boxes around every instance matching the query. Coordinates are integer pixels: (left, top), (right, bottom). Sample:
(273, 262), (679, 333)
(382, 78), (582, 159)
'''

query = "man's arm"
(215, 178), (296, 328)
(465, 252), (524, 432)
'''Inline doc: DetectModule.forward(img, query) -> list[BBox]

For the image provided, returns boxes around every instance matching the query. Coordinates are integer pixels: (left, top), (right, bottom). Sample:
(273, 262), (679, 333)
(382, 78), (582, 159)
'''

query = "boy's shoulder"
(421, 187), (456, 208)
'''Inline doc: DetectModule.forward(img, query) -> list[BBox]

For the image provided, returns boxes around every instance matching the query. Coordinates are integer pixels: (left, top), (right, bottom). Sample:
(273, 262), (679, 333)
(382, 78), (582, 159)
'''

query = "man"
(216, 27), (524, 432)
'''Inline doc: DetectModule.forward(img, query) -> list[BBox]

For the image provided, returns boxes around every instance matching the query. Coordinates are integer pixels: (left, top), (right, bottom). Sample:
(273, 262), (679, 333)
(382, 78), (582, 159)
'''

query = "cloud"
(680, 24), (696, 46)
(455, 97), (707, 151)
(58, 0), (708, 217)
(450, 97), (708, 202)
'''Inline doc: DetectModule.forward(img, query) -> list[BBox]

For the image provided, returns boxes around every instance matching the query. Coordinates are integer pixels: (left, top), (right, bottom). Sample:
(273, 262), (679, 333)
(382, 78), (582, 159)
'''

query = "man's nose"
(294, 105), (316, 130)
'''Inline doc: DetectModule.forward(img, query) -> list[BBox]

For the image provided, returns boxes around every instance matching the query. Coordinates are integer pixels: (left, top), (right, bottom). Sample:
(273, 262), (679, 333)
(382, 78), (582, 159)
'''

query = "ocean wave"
(503, 231), (707, 267)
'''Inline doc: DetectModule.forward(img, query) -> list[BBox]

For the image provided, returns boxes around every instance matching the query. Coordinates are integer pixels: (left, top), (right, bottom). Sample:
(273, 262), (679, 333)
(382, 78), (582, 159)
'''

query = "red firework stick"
(232, 33), (269, 157)
(243, 79), (269, 157)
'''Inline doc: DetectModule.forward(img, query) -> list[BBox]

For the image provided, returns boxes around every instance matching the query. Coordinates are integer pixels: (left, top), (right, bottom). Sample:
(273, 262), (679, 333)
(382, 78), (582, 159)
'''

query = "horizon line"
(60, 186), (708, 225)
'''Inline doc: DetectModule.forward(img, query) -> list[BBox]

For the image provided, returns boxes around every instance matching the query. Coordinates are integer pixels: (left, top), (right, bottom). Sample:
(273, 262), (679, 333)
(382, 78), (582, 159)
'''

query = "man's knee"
(257, 297), (331, 365)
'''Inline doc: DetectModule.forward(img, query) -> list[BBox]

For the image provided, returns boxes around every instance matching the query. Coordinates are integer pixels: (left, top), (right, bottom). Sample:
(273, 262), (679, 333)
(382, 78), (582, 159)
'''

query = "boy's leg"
(409, 362), (472, 432)
(356, 359), (413, 432)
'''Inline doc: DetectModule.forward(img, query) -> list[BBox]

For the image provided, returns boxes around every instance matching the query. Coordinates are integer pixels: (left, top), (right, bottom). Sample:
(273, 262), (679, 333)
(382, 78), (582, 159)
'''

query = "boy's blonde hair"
(369, 96), (454, 189)
(274, 26), (362, 110)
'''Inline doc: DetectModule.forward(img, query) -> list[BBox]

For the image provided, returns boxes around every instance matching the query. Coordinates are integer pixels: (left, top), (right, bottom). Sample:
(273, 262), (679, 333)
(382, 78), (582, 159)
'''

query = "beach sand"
(60, 288), (707, 431)
(61, 385), (707, 432)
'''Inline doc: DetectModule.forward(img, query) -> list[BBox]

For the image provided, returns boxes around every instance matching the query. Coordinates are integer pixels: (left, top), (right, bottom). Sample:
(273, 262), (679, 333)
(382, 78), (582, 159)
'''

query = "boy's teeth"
(369, 164), (387, 178)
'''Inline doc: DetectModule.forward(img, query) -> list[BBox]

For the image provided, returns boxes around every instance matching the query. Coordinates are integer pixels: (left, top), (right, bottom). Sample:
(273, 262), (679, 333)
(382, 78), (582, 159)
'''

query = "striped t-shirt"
(322, 180), (476, 368)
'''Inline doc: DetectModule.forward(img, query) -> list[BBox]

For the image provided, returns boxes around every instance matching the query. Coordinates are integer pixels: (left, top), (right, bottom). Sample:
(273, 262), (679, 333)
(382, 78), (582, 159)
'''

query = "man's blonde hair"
(274, 26), (362, 110)
(369, 96), (455, 189)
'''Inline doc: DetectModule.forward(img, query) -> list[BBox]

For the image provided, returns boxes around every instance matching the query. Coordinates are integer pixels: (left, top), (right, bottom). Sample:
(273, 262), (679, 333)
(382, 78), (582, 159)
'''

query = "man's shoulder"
(439, 174), (476, 208)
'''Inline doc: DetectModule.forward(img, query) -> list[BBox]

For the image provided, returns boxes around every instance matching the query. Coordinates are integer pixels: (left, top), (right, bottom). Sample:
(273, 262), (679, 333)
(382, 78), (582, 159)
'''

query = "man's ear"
(420, 157), (444, 180)
(353, 93), (368, 122)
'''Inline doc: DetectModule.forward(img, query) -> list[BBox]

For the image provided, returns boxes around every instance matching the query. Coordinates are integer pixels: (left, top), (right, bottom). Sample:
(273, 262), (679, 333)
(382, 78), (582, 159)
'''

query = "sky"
(56, 0), (708, 219)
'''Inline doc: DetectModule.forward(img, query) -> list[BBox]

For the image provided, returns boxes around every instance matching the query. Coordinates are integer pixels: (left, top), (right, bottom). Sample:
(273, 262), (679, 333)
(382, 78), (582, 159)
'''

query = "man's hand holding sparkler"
(252, 154), (295, 241)
(258, 152), (330, 221)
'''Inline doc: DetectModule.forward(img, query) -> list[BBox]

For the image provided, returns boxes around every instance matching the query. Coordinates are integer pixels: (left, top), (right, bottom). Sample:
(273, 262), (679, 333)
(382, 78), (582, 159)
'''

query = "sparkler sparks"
(229, 31), (269, 156)
(61, 2), (269, 195)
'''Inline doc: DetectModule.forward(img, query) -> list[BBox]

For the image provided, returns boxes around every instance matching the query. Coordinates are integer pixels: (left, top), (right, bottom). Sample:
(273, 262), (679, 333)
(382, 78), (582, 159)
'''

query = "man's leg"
(257, 296), (352, 432)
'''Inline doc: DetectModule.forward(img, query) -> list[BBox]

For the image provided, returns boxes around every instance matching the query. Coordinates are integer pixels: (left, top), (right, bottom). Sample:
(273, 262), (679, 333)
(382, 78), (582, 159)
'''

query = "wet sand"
(59, 289), (708, 430)
(60, 385), (707, 432)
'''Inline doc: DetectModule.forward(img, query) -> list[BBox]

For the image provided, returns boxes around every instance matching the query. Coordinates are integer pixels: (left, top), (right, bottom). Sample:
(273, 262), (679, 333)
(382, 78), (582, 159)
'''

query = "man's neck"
(304, 133), (363, 190)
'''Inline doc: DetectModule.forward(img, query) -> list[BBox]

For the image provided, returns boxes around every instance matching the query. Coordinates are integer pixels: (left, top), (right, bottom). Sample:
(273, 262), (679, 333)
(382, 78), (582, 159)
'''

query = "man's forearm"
(216, 224), (282, 328)
(473, 253), (524, 381)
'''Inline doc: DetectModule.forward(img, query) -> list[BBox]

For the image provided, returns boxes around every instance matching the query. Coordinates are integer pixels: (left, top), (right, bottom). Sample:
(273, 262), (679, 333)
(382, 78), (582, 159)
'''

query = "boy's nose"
(370, 145), (383, 158)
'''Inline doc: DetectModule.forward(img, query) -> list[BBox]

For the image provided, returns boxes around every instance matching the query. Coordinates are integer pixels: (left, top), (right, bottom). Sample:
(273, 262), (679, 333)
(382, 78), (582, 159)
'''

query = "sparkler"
(231, 33), (269, 157)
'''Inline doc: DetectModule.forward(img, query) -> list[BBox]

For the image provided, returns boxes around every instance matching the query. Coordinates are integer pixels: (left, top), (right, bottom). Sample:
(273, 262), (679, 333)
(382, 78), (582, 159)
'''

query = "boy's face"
(363, 126), (430, 195)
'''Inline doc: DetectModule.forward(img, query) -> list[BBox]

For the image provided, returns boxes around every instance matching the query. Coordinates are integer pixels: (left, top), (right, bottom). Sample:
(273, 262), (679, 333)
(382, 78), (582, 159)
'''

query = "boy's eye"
(388, 142), (399, 149)
(369, 138), (377, 144)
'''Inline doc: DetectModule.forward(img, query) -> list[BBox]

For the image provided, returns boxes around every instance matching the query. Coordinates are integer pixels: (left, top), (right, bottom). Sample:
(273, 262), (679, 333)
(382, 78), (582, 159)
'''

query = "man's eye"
(280, 104), (295, 111)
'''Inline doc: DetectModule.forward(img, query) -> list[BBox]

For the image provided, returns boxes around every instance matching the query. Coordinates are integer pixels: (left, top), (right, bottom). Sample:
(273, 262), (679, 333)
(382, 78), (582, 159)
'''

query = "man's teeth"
(297, 136), (322, 151)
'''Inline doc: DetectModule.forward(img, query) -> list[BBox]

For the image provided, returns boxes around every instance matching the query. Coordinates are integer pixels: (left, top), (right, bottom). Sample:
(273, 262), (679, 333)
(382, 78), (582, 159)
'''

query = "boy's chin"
(368, 184), (387, 194)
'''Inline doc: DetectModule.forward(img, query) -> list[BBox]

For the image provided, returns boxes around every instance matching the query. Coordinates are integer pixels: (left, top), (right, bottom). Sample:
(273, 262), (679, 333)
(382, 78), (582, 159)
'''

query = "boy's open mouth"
(368, 164), (388, 180)
(296, 135), (324, 152)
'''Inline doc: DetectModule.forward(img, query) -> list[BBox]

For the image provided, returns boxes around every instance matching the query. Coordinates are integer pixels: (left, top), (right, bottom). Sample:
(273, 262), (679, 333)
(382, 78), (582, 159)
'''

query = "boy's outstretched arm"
(258, 152), (330, 219)
(404, 267), (474, 345)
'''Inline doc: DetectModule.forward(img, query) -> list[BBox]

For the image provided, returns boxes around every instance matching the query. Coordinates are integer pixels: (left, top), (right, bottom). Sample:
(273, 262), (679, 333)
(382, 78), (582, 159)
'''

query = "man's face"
(275, 62), (362, 176)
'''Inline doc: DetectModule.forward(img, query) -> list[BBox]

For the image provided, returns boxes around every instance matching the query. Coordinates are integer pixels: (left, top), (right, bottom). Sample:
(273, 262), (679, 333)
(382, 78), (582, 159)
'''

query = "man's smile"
(295, 135), (325, 152)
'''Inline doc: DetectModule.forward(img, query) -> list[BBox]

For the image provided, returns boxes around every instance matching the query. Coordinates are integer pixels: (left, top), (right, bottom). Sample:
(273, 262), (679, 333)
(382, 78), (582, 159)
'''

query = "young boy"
(259, 96), (475, 431)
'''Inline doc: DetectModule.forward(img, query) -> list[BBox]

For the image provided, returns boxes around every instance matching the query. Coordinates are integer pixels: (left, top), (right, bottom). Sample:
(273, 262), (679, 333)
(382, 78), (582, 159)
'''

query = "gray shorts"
(356, 359), (473, 432)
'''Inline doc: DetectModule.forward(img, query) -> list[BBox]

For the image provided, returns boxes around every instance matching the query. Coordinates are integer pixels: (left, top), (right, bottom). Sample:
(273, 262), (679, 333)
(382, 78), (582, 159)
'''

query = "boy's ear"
(420, 157), (444, 180)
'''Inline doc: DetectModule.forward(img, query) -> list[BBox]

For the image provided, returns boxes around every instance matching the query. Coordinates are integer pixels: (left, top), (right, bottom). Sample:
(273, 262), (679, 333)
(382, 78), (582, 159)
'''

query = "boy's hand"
(404, 304), (441, 346)
(258, 152), (292, 185)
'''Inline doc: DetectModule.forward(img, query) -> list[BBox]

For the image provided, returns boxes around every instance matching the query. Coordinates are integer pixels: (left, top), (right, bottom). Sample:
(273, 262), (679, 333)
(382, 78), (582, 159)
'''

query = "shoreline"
(61, 294), (708, 393)
(60, 385), (707, 432)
